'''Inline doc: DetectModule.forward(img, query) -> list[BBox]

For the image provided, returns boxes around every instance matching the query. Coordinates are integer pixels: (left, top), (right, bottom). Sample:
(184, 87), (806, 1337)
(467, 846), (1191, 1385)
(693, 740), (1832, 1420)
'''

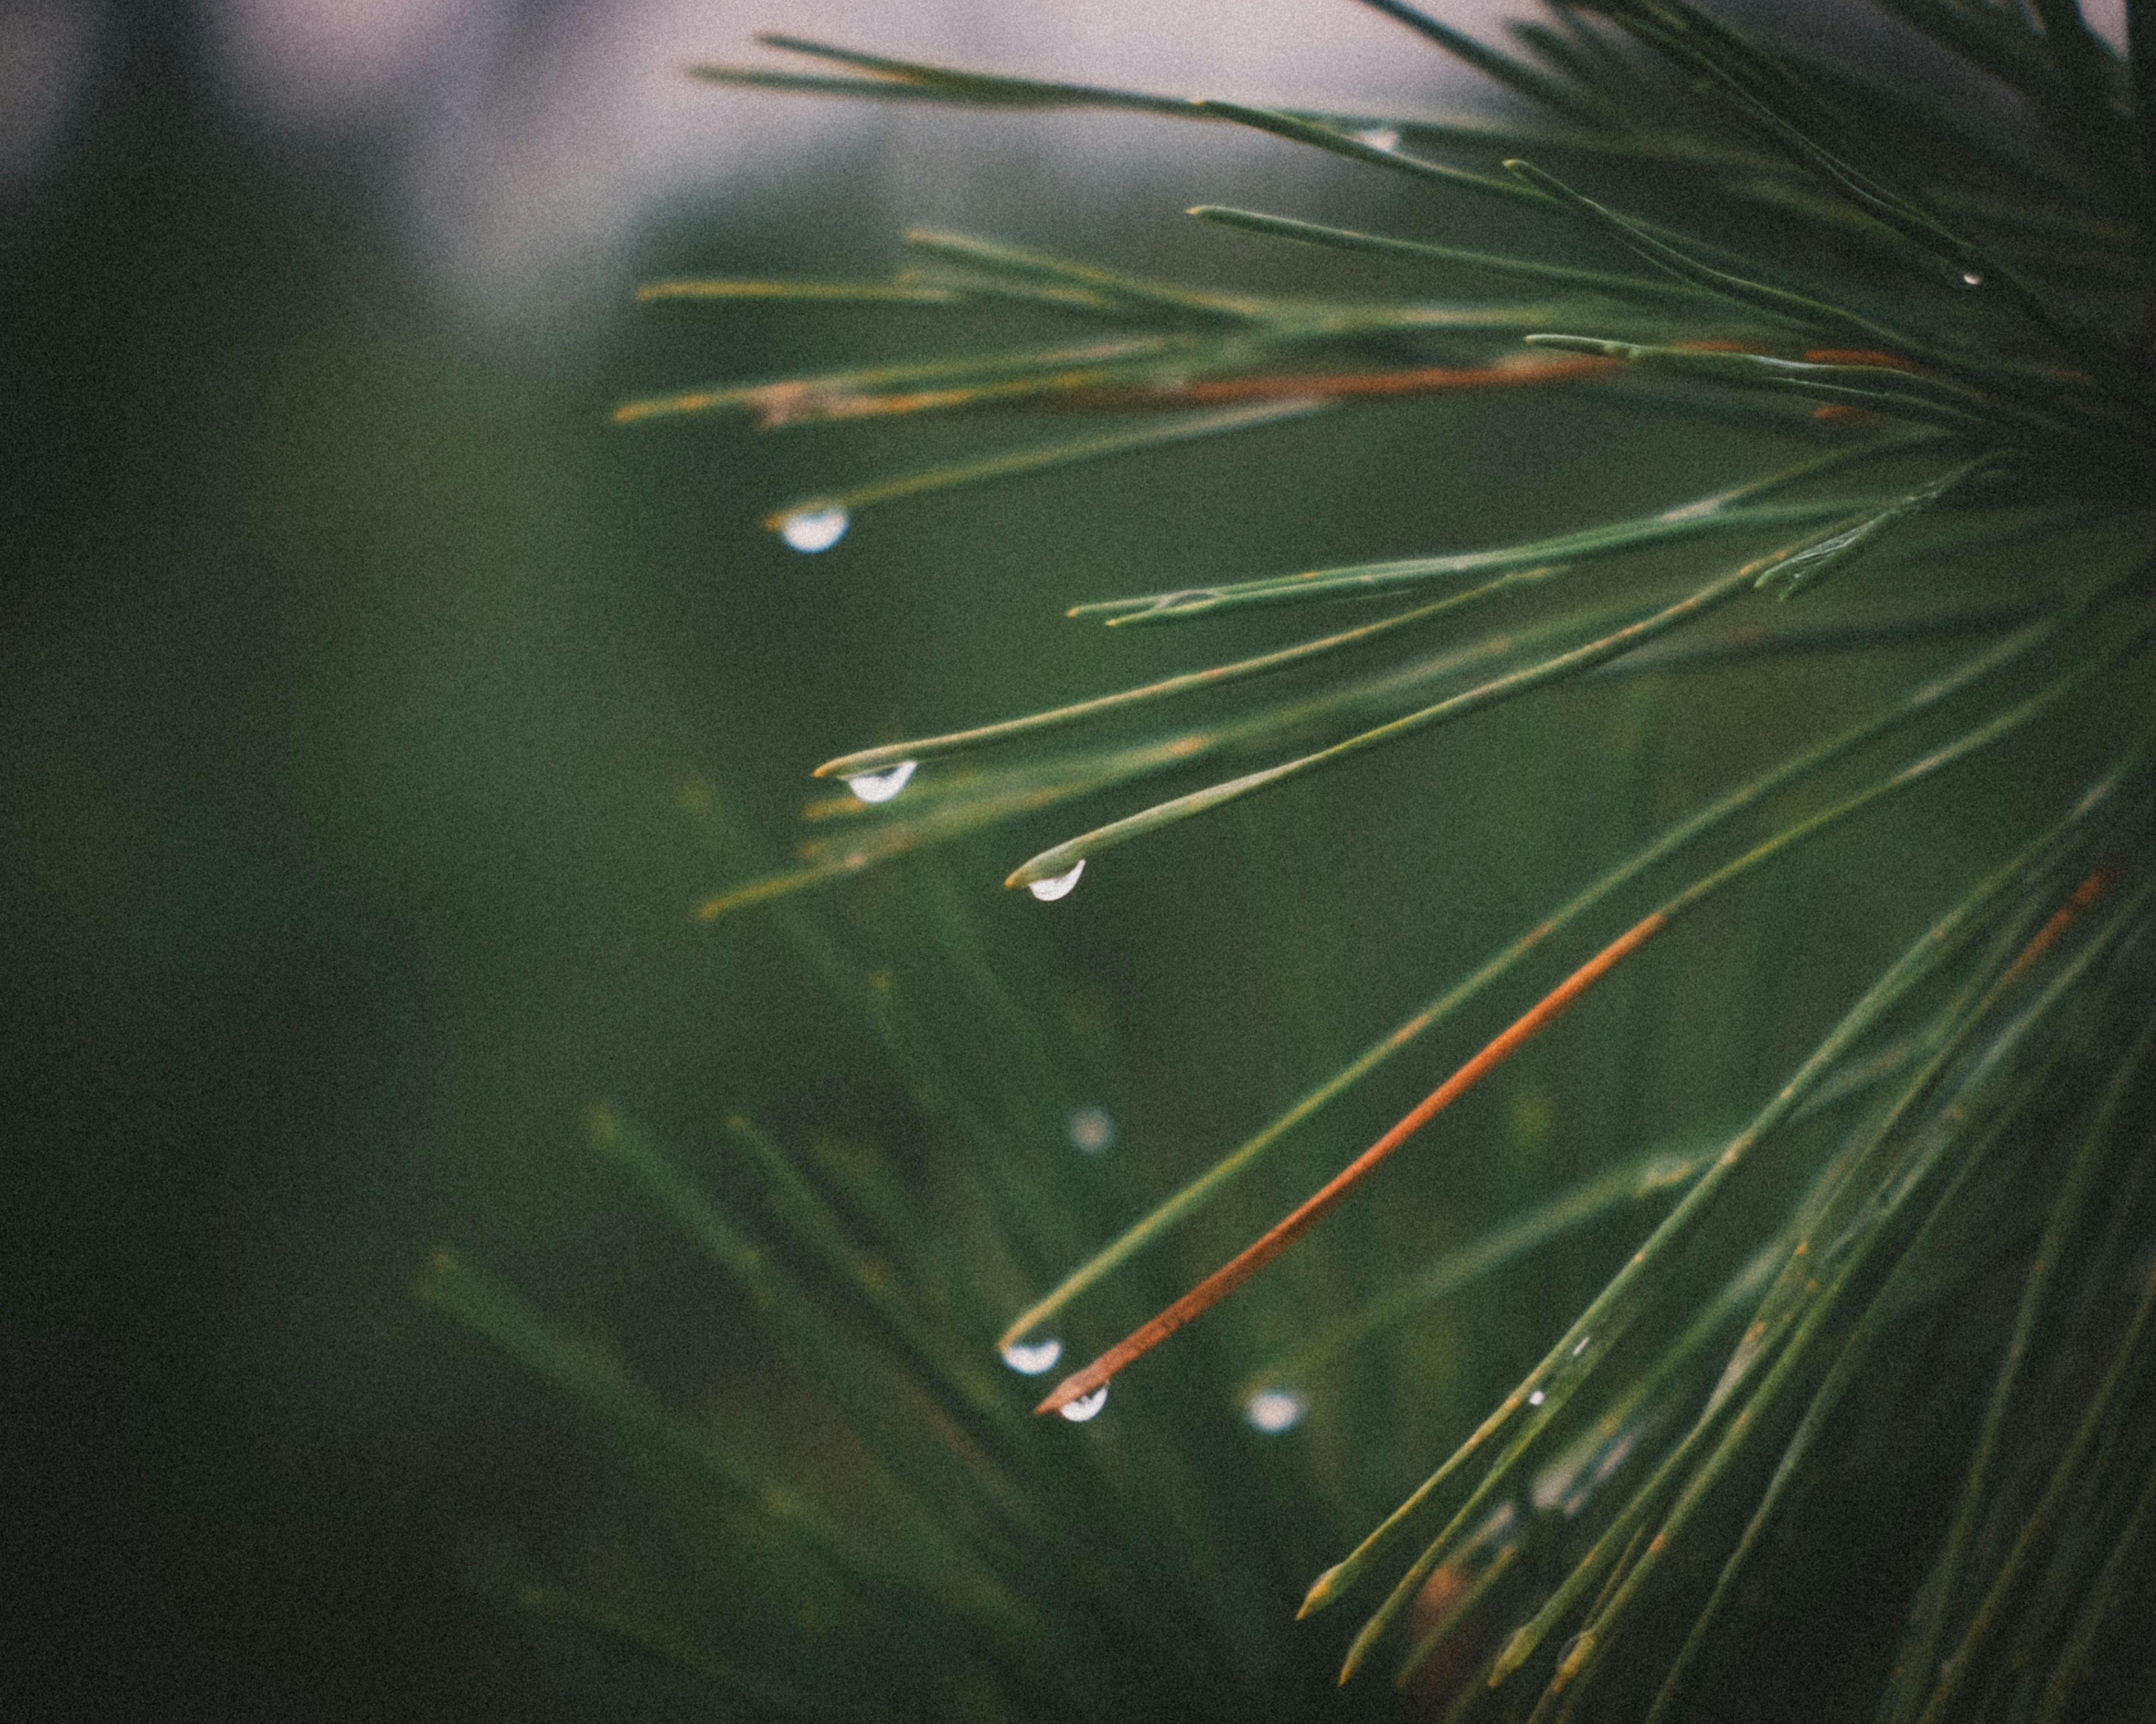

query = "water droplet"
(1059, 1384), (1108, 1422)
(1000, 1337), (1063, 1375)
(844, 760), (916, 803)
(1355, 126), (1401, 152)
(1027, 859), (1085, 902)
(778, 505), (849, 553)
(1528, 1389), (1546, 1406)
(1961, 269), (1984, 287)
(1244, 1388), (1305, 1433)
(1571, 1334), (1591, 1358)
(1066, 1107), (1116, 1154)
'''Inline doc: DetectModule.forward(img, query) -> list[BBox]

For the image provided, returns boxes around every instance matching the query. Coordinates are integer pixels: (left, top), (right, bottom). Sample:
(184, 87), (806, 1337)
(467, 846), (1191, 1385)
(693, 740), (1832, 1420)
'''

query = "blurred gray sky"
(3, 0), (2132, 316)
(6, 0), (1536, 315)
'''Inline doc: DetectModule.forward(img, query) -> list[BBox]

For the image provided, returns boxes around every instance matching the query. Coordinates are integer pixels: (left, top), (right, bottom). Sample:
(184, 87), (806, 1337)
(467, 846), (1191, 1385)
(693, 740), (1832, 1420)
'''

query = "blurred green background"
(1, 5), (2043, 1717)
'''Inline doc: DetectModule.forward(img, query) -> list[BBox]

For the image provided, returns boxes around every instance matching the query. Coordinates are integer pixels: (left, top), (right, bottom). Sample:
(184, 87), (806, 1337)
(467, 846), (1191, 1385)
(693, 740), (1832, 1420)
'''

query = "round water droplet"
(778, 505), (849, 553)
(1066, 1107), (1116, 1154)
(1244, 1388), (1305, 1433)
(1026, 859), (1085, 902)
(1355, 126), (1401, 152)
(1528, 1389), (1546, 1406)
(1000, 1337), (1063, 1375)
(1059, 1384), (1109, 1422)
(1961, 269), (1984, 287)
(844, 760), (916, 804)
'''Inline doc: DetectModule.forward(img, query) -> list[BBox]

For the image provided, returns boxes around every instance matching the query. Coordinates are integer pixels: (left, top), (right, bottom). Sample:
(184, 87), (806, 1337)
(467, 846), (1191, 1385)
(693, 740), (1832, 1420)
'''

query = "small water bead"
(844, 760), (916, 804)
(1027, 859), (1085, 902)
(1000, 1337), (1064, 1375)
(1244, 1388), (1305, 1434)
(1355, 126), (1401, 152)
(1066, 1107), (1116, 1154)
(778, 505), (850, 553)
(1059, 1384), (1109, 1422)
(1961, 269), (1984, 287)
(1528, 1389), (1546, 1406)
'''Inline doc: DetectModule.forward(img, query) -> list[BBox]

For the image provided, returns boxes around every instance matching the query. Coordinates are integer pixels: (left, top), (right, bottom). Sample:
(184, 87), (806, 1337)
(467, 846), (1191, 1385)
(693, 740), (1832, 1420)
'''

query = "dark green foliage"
(434, 4), (2156, 1719)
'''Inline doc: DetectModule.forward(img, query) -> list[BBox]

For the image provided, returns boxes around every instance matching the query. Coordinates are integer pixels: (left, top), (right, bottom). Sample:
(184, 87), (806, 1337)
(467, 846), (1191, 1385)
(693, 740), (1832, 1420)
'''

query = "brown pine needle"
(1033, 909), (1666, 1415)
(620, 355), (1619, 428)
(1999, 858), (2120, 984)
(1039, 354), (1616, 411)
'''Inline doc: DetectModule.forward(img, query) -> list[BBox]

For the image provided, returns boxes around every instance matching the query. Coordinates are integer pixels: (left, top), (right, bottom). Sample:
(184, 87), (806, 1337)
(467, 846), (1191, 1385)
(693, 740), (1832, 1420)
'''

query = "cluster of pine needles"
(427, 3), (2156, 1720)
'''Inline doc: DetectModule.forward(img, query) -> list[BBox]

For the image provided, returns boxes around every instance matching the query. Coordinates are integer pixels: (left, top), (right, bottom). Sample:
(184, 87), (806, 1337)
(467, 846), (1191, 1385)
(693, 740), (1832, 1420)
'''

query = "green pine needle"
(436, 4), (2156, 1719)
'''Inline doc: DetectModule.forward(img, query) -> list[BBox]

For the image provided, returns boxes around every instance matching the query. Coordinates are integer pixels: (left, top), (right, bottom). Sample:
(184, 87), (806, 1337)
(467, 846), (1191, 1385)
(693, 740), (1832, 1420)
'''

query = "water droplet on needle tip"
(844, 760), (916, 803)
(778, 505), (849, 552)
(1059, 1384), (1108, 1422)
(1001, 1337), (1063, 1375)
(1027, 859), (1084, 902)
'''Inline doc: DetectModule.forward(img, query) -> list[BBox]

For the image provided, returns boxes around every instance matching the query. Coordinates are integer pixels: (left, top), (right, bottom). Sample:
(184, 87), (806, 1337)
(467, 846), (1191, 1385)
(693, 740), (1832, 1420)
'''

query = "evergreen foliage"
(430, 4), (2156, 1718)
